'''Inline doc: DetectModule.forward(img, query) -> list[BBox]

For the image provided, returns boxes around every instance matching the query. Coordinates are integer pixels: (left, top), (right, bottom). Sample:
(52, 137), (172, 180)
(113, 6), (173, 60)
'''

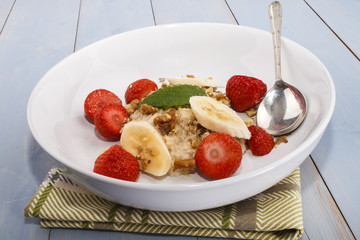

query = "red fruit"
(94, 104), (129, 140)
(93, 145), (139, 182)
(247, 125), (274, 156)
(84, 89), (122, 121)
(226, 75), (267, 112)
(194, 133), (242, 180)
(125, 79), (158, 104)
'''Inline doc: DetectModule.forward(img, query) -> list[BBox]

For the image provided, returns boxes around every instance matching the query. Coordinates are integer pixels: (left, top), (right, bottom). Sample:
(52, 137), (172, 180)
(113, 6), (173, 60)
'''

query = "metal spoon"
(256, 1), (307, 136)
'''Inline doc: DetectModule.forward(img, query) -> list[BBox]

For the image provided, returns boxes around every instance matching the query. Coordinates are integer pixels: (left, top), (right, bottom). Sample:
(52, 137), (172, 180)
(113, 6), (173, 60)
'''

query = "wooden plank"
(75, 0), (154, 50)
(300, 157), (354, 239)
(152, 0), (237, 25)
(305, 0), (360, 59)
(227, 1), (360, 238)
(0, 0), (80, 239)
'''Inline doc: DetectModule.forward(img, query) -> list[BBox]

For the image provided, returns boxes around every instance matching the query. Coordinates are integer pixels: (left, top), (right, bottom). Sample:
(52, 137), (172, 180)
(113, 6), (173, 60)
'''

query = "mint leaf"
(140, 85), (207, 108)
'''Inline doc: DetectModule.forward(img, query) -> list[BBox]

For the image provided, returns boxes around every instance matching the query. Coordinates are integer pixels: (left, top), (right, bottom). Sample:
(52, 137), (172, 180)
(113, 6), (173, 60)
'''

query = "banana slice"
(120, 120), (172, 176)
(167, 76), (224, 88)
(189, 96), (251, 139)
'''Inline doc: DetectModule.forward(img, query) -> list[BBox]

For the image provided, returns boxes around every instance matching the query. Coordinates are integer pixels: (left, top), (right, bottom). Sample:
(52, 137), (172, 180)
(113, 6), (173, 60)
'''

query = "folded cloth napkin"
(25, 167), (303, 240)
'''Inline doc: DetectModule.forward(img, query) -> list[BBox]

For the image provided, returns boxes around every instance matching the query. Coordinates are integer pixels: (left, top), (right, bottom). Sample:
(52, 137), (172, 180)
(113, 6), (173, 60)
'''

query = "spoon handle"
(269, 1), (283, 82)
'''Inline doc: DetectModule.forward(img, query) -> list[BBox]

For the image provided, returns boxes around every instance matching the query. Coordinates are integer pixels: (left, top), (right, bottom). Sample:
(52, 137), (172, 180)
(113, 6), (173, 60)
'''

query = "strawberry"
(247, 125), (274, 156)
(84, 89), (122, 121)
(125, 79), (158, 104)
(226, 75), (267, 112)
(94, 104), (129, 140)
(194, 133), (242, 180)
(93, 145), (139, 182)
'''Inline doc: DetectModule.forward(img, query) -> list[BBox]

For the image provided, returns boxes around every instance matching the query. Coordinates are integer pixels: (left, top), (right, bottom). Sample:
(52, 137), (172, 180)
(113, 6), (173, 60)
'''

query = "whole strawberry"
(94, 104), (129, 140)
(226, 75), (267, 112)
(93, 145), (139, 182)
(125, 79), (158, 104)
(247, 125), (274, 156)
(84, 89), (122, 121)
(195, 133), (242, 180)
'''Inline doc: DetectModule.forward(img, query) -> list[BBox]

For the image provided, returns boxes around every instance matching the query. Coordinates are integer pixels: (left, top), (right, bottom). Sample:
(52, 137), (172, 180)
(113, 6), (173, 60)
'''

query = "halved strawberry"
(194, 133), (242, 180)
(247, 125), (274, 156)
(93, 144), (139, 182)
(94, 104), (129, 140)
(125, 79), (158, 104)
(84, 89), (122, 121)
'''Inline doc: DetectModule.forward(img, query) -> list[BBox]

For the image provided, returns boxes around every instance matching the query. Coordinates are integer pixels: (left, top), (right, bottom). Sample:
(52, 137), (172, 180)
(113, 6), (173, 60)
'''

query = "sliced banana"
(120, 120), (172, 176)
(189, 96), (251, 139)
(167, 76), (224, 88)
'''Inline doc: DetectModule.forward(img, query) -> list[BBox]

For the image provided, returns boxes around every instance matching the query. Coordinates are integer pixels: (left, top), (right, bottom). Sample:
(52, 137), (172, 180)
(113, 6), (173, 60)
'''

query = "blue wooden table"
(0, 0), (359, 239)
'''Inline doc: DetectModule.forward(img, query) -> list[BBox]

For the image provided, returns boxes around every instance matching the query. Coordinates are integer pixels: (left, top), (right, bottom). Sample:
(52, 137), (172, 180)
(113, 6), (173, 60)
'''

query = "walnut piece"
(245, 108), (257, 117)
(190, 139), (201, 149)
(153, 108), (177, 135)
(208, 91), (230, 106)
(205, 87), (214, 94)
(173, 158), (196, 174)
(139, 104), (158, 115)
(161, 83), (168, 88)
(243, 118), (255, 127)
(124, 99), (139, 115)
(274, 136), (288, 148)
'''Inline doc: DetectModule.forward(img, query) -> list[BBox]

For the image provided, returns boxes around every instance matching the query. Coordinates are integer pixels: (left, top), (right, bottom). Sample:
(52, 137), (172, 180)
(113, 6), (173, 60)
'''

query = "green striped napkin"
(25, 167), (303, 240)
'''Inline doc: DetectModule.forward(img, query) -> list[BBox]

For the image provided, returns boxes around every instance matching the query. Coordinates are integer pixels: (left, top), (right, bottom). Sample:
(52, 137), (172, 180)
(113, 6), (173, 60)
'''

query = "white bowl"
(27, 23), (335, 211)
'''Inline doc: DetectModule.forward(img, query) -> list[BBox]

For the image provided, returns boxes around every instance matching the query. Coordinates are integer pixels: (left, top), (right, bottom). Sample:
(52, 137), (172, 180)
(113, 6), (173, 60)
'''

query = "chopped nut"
(205, 87), (214, 94)
(245, 108), (257, 117)
(274, 136), (288, 148)
(191, 139), (201, 149)
(139, 104), (158, 115)
(137, 157), (151, 171)
(208, 91), (230, 106)
(153, 108), (177, 135)
(186, 74), (195, 78)
(173, 158), (196, 174)
(124, 99), (140, 115)
(135, 145), (155, 172)
(243, 118), (255, 127)
(161, 83), (168, 88)
(159, 77), (166, 83)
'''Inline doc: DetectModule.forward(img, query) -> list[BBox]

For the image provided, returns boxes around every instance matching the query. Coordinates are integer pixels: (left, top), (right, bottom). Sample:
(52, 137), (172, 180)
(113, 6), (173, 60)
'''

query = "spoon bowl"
(257, 80), (307, 136)
(256, 1), (307, 136)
